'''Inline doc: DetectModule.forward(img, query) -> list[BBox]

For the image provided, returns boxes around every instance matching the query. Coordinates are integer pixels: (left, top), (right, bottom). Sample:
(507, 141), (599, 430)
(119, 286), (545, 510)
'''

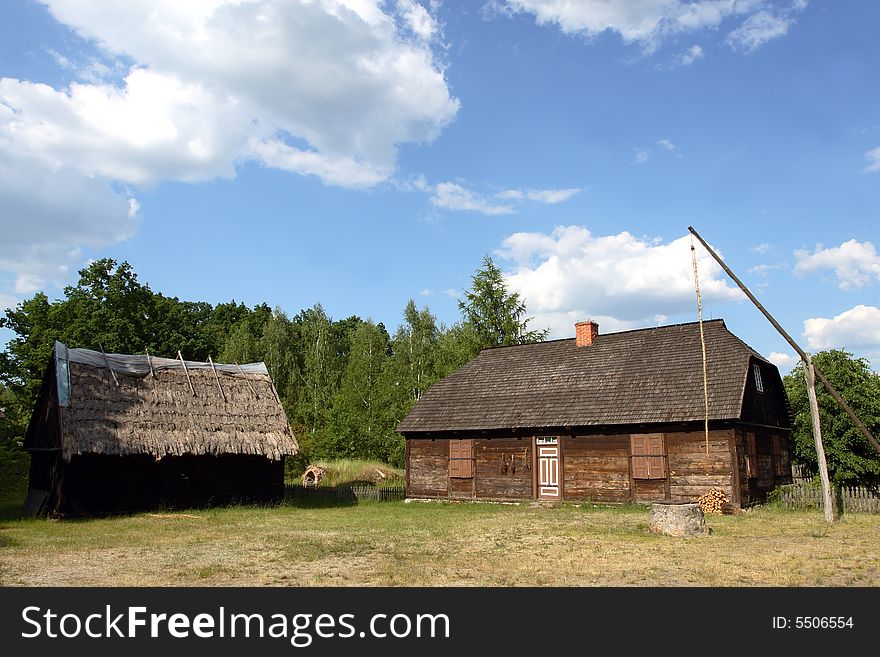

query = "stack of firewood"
(698, 487), (727, 515)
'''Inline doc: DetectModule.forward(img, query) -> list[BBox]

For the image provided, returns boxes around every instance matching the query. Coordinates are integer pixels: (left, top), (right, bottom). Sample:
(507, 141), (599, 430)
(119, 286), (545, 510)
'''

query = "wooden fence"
(779, 481), (880, 513)
(285, 483), (406, 504)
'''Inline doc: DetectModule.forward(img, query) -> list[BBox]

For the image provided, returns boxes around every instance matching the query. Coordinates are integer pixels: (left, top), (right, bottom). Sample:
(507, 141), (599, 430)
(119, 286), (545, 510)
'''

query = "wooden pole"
(98, 344), (119, 387)
(145, 348), (156, 379)
(207, 355), (226, 402)
(805, 353), (835, 523)
(688, 226), (880, 456)
(690, 238), (711, 458)
(177, 350), (196, 396)
(236, 363), (259, 398)
(687, 226), (842, 522)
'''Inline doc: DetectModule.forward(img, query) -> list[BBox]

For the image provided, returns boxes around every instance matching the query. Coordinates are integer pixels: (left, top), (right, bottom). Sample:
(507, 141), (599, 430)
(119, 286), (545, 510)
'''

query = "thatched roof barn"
(399, 320), (792, 507)
(24, 341), (298, 516)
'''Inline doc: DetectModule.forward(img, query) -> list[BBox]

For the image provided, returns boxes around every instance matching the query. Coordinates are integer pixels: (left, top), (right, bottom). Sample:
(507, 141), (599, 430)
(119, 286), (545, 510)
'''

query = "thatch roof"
(398, 320), (772, 434)
(28, 342), (298, 461)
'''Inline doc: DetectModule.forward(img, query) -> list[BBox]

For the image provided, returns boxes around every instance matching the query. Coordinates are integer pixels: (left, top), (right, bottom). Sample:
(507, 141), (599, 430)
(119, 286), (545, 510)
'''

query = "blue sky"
(1, 0), (879, 372)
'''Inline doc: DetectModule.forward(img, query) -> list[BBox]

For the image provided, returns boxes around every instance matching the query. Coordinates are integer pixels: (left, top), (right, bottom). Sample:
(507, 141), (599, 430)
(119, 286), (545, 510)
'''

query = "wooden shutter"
(647, 433), (666, 479)
(448, 439), (474, 479)
(631, 434), (665, 480)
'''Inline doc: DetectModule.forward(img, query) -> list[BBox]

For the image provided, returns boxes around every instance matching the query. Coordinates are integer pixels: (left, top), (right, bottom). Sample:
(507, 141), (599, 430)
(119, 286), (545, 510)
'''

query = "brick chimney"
(575, 320), (599, 347)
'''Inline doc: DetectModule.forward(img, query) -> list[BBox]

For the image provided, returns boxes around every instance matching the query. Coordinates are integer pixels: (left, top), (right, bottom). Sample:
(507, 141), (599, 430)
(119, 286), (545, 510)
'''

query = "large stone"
(649, 502), (710, 537)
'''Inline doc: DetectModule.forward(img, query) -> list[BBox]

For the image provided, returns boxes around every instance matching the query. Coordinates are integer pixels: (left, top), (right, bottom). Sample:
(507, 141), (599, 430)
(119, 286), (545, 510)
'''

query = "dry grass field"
(1, 500), (879, 586)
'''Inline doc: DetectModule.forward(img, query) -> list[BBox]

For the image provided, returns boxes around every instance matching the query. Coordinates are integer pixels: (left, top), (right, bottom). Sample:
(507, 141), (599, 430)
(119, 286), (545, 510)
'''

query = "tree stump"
(649, 502), (710, 537)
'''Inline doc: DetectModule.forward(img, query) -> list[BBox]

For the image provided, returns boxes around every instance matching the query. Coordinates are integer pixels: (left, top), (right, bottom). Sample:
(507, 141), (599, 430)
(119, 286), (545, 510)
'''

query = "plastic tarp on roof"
(54, 341), (269, 407)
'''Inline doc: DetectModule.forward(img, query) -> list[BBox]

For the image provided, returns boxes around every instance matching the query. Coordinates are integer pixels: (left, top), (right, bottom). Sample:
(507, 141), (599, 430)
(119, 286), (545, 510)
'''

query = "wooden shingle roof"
(398, 319), (770, 433)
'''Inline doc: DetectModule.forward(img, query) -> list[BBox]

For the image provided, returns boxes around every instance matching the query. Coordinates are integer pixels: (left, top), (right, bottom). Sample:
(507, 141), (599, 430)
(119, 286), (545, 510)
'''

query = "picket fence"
(779, 480), (880, 513)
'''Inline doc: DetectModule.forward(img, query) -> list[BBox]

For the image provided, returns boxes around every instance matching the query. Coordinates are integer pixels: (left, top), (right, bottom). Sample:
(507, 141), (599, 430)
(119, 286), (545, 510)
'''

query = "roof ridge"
(479, 318), (728, 352)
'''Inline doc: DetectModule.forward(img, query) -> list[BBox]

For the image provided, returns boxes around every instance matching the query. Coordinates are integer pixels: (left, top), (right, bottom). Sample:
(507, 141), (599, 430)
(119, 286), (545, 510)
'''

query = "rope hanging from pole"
(690, 236), (711, 458)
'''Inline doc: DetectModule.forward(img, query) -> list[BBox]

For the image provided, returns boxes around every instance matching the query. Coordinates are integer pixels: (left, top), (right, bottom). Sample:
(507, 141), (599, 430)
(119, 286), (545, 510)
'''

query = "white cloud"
(419, 288), (432, 296)
(656, 138), (676, 150)
(4, 1), (459, 189)
(397, 0), (438, 41)
(676, 44), (704, 66)
(726, 9), (793, 52)
(0, 150), (138, 294)
(497, 225), (743, 337)
(1, 1), (459, 296)
(443, 288), (459, 298)
(794, 239), (880, 290)
(501, 1), (806, 52)
(633, 148), (650, 165)
(804, 305), (880, 353)
(497, 187), (581, 204)
(424, 181), (579, 215)
(751, 242), (773, 254)
(768, 351), (798, 371)
(747, 263), (782, 277)
(430, 182), (515, 215)
(864, 147), (880, 173)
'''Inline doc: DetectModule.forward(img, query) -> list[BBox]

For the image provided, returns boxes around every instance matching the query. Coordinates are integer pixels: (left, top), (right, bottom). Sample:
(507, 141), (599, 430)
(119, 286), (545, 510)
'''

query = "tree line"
(0, 256), (547, 468)
(1, 257), (877, 488)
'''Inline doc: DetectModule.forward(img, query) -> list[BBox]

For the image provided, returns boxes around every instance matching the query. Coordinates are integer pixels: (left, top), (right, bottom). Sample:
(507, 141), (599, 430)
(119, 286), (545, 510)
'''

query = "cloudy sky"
(1, 0), (878, 371)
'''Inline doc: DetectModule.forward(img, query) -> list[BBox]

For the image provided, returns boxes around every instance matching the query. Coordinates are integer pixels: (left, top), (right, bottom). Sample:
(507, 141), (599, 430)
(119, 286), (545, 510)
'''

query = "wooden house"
(398, 320), (792, 507)
(23, 341), (298, 516)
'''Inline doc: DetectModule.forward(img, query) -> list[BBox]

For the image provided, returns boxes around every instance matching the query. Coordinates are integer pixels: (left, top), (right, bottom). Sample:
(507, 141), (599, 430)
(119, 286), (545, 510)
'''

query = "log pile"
(698, 487), (727, 514)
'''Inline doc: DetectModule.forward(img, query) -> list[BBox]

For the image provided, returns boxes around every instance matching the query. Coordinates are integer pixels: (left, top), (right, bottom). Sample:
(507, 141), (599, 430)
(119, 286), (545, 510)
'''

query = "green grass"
(0, 447), (29, 521)
(1, 500), (878, 586)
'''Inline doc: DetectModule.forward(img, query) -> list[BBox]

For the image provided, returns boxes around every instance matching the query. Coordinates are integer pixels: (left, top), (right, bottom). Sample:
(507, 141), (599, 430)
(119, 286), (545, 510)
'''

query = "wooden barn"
(23, 341), (298, 516)
(398, 320), (792, 508)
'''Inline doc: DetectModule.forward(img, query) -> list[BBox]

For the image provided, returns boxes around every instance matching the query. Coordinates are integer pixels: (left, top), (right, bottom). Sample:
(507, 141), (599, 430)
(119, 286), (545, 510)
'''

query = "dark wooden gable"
(739, 357), (791, 429)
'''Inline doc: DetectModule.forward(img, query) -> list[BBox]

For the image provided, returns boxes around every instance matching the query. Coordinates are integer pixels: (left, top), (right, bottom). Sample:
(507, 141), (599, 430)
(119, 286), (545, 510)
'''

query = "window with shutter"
(448, 439), (474, 478)
(631, 433), (666, 480)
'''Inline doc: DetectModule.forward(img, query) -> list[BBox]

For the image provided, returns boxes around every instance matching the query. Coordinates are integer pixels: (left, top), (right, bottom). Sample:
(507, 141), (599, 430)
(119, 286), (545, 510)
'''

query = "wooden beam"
(689, 225), (880, 457)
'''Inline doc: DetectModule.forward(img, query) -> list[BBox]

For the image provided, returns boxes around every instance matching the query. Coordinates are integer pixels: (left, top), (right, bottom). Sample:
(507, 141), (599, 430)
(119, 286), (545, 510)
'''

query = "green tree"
(326, 321), (395, 462)
(784, 350), (880, 489)
(458, 255), (548, 349)
(291, 304), (340, 433)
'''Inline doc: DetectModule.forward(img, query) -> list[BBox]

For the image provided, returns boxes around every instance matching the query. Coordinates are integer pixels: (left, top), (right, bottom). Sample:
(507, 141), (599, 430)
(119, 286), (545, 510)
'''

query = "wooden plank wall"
(474, 437), (532, 500)
(633, 479), (667, 502)
(562, 434), (631, 502)
(666, 430), (735, 502)
(407, 439), (448, 498)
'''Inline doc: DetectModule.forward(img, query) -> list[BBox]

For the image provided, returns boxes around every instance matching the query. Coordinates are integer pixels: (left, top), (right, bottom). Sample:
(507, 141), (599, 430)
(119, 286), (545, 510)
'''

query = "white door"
(537, 441), (559, 498)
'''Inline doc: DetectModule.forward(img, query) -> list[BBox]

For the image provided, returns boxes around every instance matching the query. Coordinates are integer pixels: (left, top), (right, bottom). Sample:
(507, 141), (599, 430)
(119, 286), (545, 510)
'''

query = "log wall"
(406, 427), (759, 505)
(407, 439), (448, 498)
(474, 437), (532, 500)
(562, 434), (631, 502)
(666, 430), (735, 502)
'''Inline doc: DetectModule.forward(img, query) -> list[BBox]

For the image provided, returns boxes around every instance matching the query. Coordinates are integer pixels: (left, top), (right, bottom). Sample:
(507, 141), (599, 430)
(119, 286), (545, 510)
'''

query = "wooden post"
(804, 353), (835, 523)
